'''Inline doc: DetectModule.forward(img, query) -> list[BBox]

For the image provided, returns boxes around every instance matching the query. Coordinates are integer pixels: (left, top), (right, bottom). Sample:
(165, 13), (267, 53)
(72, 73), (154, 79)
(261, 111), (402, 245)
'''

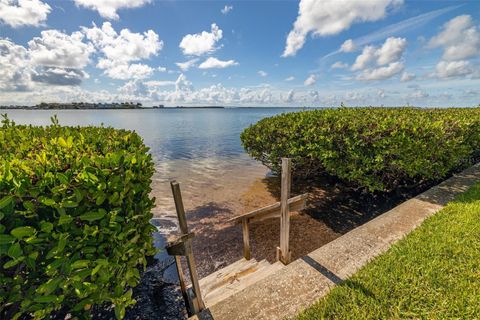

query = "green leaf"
(114, 304), (126, 320)
(0, 234), (15, 244)
(71, 260), (90, 270)
(40, 221), (53, 233)
(80, 210), (106, 222)
(0, 195), (13, 209)
(3, 259), (20, 269)
(56, 173), (68, 184)
(11, 226), (35, 239)
(58, 214), (73, 225)
(41, 198), (56, 207)
(8, 242), (22, 259)
(34, 295), (57, 303)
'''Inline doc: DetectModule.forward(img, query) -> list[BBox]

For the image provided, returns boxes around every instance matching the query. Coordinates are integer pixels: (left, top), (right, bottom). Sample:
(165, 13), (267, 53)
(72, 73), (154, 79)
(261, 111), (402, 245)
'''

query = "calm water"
(3, 107), (303, 217)
(4, 107), (304, 281)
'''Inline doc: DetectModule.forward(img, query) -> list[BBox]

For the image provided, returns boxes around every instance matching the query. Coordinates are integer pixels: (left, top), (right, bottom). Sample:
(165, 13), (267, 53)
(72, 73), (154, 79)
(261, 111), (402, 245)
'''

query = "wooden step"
(189, 258), (285, 308)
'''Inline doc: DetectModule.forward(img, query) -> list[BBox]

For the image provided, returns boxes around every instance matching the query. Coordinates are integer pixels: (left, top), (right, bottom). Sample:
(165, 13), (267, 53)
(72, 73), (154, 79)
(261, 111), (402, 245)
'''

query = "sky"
(0, 0), (479, 107)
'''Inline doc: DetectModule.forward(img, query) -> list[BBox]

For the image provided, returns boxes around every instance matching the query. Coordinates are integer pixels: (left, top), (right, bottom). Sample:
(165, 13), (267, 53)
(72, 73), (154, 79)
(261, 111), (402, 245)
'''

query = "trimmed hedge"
(241, 107), (480, 192)
(0, 116), (156, 319)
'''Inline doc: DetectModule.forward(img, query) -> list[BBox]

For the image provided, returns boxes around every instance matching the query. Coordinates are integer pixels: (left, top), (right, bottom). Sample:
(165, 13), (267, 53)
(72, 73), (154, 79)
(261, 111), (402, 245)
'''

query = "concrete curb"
(192, 163), (480, 320)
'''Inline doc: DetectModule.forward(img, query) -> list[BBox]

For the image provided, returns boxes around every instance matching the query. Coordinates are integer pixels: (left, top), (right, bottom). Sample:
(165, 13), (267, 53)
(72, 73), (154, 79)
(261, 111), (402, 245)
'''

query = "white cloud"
(352, 37), (406, 71)
(400, 71), (415, 82)
(304, 74), (317, 86)
(284, 90), (295, 103)
(0, 0), (51, 28)
(331, 61), (348, 69)
(435, 60), (473, 79)
(82, 22), (163, 80)
(74, 0), (151, 20)
(283, 0), (403, 57)
(157, 66), (167, 72)
(176, 58), (199, 71)
(258, 70), (268, 77)
(198, 57), (238, 69)
(179, 23), (223, 56)
(144, 80), (175, 87)
(285, 76), (295, 81)
(0, 38), (32, 91)
(221, 5), (233, 15)
(356, 61), (404, 81)
(0, 29), (96, 91)
(28, 30), (94, 68)
(97, 61), (154, 80)
(340, 39), (356, 52)
(375, 36), (407, 65)
(351, 46), (376, 71)
(429, 15), (480, 61)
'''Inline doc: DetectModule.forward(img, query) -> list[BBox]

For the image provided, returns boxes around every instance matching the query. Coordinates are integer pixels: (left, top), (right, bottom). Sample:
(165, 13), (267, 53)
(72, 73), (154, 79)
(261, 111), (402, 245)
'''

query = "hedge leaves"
(0, 116), (156, 319)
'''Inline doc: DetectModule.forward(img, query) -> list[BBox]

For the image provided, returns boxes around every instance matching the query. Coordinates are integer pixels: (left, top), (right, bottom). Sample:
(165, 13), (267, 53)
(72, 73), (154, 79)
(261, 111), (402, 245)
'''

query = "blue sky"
(0, 0), (479, 107)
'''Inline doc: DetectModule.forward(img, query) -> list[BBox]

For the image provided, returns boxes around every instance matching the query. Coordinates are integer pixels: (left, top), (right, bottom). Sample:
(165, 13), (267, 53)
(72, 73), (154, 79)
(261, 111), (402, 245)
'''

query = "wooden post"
(174, 256), (193, 312)
(242, 218), (251, 260)
(170, 181), (205, 313)
(277, 158), (292, 265)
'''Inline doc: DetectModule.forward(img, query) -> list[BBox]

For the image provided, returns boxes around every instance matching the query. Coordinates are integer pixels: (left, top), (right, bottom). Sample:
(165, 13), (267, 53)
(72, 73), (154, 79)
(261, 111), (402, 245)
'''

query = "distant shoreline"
(0, 106), (226, 110)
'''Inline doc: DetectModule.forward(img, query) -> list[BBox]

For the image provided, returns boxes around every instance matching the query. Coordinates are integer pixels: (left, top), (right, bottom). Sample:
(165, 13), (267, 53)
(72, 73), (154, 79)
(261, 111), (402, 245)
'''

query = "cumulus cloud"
(331, 61), (348, 69)
(179, 23), (223, 56)
(221, 5), (233, 15)
(285, 76), (295, 81)
(198, 57), (238, 69)
(82, 22), (163, 80)
(0, 38), (32, 91)
(351, 37), (406, 71)
(74, 0), (151, 20)
(31, 67), (89, 86)
(176, 58), (199, 71)
(400, 71), (415, 82)
(304, 74), (317, 86)
(435, 60), (473, 79)
(0, 29), (95, 91)
(351, 37), (406, 81)
(429, 15), (480, 61)
(258, 70), (268, 77)
(28, 30), (94, 68)
(340, 39), (356, 52)
(356, 61), (404, 81)
(0, 0), (51, 28)
(283, 0), (403, 57)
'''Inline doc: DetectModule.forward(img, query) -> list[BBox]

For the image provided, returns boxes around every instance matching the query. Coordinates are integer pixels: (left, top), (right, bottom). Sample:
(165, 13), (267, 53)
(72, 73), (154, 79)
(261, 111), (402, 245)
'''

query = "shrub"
(241, 107), (480, 192)
(0, 116), (156, 319)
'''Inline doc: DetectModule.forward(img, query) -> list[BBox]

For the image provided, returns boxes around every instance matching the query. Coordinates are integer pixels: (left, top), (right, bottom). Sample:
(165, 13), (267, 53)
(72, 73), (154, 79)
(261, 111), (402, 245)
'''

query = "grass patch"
(297, 183), (480, 319)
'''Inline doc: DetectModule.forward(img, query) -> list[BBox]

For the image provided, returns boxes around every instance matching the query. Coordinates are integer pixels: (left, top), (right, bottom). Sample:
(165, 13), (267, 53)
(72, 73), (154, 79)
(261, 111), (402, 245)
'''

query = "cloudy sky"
(0, 0), (479, 107)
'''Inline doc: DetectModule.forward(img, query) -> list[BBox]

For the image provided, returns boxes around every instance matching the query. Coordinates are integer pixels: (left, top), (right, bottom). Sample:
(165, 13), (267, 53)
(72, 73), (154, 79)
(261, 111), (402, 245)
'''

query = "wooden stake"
(242, 218), (251, 260)
(170, 181), (205, 313)
(278, 158), (292, 265)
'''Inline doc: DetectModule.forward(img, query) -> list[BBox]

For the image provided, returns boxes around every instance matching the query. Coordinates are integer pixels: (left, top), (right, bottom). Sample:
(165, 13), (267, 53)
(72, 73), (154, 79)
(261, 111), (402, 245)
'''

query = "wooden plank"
(227, 193), (308, 224)
(170, 181), (205, 313)
(279, 158), (292, 265)
(242, 219), (251, 260)
(248, 197), (306, 224)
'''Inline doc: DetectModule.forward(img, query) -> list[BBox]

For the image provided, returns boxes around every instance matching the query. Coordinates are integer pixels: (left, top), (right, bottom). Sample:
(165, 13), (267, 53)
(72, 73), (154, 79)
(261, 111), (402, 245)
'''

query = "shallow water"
(3, 107), (301, 227)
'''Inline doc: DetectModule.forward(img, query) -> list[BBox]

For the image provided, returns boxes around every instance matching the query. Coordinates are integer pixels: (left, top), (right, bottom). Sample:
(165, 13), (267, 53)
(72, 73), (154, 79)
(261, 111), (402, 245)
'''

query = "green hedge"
(241, 107), (480, 192)
(0, 116), (156, 319)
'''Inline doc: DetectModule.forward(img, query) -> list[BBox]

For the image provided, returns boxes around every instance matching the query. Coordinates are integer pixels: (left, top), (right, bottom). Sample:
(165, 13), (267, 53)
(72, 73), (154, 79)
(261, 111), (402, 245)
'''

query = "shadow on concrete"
(301, 256), (343, 285)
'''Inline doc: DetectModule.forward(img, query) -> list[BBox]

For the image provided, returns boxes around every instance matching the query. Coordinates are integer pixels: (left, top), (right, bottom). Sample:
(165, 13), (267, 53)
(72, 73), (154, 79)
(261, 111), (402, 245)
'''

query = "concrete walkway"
(192, 163), (480, 320)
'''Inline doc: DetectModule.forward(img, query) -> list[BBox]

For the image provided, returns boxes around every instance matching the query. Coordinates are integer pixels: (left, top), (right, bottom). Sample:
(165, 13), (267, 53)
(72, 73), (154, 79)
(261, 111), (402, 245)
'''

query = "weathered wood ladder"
(165, 158), (308, 316)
